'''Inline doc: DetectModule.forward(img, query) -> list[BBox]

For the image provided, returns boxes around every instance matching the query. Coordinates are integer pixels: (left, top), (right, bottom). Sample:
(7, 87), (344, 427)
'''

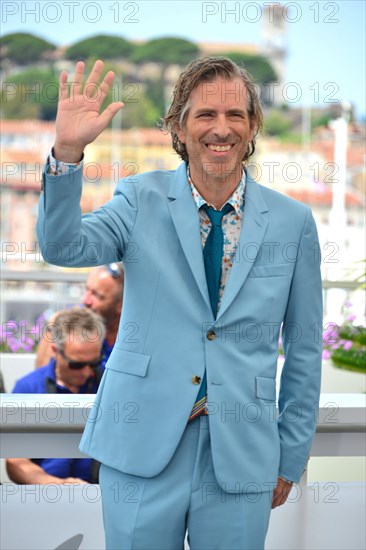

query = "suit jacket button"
(192, 375), (201, 385)
(207, 331), (216, 341)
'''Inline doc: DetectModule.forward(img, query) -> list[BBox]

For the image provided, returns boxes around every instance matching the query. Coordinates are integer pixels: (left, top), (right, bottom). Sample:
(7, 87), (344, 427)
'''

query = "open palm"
(54, 60), (123, 161)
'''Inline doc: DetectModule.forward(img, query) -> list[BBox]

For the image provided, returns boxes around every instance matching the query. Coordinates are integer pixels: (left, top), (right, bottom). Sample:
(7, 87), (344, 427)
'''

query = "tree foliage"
(1, 32), (281, 127)
(131, 37), (199, 66)
(312, 114), (333, 130)
(65, 35), (134, 61)
(120, 90), (161, 128)
(2, 68), (59, 120)
(145, 78), (166, 116)
(221, 52), (277, 84)
(1, 33), (56, 65)
(264, 110), (293, 136)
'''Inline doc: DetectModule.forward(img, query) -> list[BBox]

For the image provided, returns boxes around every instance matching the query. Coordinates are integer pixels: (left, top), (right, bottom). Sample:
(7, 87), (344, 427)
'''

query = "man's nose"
(213, 115), (230, 139)
(79, 364), (93, 376)
(82, 289), (92, 306)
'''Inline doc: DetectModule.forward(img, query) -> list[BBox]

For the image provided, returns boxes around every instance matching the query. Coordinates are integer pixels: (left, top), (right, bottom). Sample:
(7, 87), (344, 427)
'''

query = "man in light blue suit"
(37, 57), (322, 549)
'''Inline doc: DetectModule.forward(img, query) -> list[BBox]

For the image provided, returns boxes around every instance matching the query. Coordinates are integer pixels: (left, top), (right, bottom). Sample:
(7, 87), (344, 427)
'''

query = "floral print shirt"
(187, 166), (246, 309)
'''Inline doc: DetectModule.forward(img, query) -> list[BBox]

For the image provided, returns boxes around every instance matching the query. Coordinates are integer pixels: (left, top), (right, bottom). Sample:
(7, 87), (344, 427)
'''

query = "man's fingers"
(84, 59), (104, 98)
(70, 61), (85, 95)
(59, 62), (85, 101)
(99, 102), (125, 128)
(272, 490), (284, 509)
(59, 70), (69, 100)
(59, 61), (116, 105)
(98, 71), (118, 105)
(271, 483), (292, 509)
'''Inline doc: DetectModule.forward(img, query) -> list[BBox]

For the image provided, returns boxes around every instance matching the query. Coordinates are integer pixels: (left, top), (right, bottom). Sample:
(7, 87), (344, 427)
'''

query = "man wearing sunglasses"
(6, 307), (105, 484)
(35, 263), (124, 368)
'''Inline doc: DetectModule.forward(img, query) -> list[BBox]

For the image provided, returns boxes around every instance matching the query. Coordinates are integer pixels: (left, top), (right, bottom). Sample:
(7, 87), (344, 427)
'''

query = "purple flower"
(8, 337), (20, 353)
(343, 341), (353, 351)
(323, 324), (339, 344)
(322, 349), (331, 360)
(2, 321), (19, 337)
(0, 319), (39, 352)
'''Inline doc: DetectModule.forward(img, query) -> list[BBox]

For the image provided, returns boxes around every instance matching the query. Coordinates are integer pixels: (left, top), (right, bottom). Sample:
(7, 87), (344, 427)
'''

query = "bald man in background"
(35, 263), (124, 368)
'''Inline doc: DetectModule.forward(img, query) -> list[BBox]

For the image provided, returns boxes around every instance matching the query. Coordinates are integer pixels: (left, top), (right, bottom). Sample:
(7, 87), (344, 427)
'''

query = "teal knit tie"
(189, 203), (233, 422)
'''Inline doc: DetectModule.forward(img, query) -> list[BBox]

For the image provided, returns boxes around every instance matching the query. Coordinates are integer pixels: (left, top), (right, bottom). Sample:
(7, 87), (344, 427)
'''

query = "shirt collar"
(187, 165), (246, 215)
(46, 357), (57, 382)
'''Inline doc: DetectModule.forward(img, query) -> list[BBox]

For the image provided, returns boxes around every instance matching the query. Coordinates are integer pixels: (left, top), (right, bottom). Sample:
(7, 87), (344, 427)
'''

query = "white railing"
(0, 394), (365, 550)
(1, 393), (365, 459)
(1, 267), (364, 325)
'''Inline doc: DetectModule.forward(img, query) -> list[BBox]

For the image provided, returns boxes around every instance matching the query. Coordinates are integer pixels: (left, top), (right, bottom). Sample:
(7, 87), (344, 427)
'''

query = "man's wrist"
(279, 476), (294, 485)
(52, 144), (84, 163)
(47, 148), (84, 177)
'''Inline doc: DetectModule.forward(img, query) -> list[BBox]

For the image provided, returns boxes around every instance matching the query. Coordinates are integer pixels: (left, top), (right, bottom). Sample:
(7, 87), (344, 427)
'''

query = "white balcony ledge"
(0, 393), (365, 550)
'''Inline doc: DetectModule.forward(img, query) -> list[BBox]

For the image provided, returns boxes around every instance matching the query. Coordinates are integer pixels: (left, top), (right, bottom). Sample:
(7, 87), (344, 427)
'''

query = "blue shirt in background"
(12, 358), (101, 482)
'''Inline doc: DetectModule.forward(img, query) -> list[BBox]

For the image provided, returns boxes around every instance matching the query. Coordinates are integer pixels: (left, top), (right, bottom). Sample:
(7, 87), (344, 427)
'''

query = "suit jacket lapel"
(167, 165), (269, 320)
(168, 163), (212, 315)
(217, 174), (269, 320)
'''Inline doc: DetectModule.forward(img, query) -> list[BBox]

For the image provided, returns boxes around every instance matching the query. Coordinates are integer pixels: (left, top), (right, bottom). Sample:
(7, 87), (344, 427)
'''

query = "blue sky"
(2, 0), (365, 118)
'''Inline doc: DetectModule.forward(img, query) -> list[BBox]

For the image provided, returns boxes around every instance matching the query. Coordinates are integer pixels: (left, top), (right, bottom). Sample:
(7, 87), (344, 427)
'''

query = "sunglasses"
(106, 263), (123, 279)
(59, 349), (102, 370)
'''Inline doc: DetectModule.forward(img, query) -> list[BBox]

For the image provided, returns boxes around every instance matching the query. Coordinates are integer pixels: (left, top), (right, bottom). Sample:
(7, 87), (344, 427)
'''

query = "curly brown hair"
(162, 56), (263, 164)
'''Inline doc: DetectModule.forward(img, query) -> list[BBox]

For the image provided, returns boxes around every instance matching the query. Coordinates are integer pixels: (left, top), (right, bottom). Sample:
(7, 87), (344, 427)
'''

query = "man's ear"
(51, 344), (58, 357)
(175, 123), (186, 144)
(249, 121), (256, 143)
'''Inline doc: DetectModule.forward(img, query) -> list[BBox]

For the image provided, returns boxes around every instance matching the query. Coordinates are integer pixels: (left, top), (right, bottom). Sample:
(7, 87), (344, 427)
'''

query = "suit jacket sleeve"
(37, 167), (138, 266)
(277, 208), (323, 483)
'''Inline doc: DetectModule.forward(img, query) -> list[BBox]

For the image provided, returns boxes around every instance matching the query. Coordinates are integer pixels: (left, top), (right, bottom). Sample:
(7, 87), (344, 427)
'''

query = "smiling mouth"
(206, 144), (234, 152)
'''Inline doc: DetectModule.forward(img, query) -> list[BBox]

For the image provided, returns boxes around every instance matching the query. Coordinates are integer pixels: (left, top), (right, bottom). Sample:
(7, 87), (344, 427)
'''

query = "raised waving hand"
(53, 60), (124, 162)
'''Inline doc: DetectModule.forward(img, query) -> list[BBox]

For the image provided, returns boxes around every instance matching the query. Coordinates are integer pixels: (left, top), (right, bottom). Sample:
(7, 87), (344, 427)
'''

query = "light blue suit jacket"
(37, 161), (322, 488)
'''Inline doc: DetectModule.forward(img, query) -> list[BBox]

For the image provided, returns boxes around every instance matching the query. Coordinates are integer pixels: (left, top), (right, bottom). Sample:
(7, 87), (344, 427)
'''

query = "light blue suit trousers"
(99, 416), (273, 550)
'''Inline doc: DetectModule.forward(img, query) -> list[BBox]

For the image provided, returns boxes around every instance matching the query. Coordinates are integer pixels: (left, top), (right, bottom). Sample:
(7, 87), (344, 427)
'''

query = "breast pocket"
(106, 349), (151, 377)
(248, 264), (293, 278)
